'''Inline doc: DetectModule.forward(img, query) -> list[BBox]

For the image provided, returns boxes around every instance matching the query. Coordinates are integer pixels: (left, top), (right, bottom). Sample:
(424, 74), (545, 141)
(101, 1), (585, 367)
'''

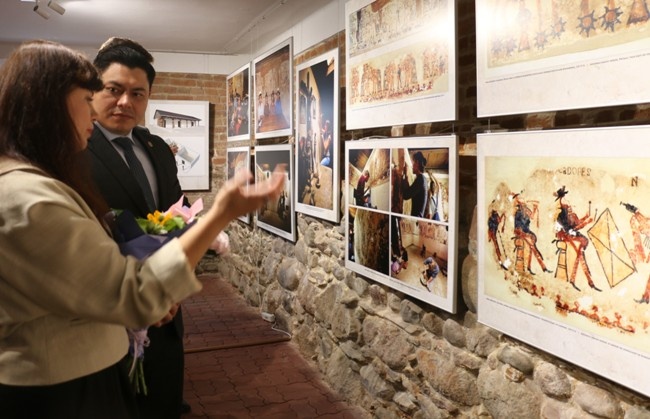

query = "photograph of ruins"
(478, 126), (650, 397)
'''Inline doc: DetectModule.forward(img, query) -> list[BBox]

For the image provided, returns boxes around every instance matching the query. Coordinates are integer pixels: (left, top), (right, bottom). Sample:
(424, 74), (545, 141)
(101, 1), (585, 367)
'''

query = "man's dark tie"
(113, 137), (156, 213)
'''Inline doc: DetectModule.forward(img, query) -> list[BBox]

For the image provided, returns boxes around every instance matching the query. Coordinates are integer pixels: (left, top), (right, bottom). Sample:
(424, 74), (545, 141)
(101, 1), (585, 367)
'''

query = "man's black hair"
(93, 37), (156, 87)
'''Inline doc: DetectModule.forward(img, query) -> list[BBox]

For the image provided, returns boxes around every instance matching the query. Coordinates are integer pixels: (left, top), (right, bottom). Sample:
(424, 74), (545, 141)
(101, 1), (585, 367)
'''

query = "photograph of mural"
(476, 0), (650, 116)
(295, 48), (340, 223)
(227, 63), (250, 141)
(226, 146), (251, 224)
(253, 38), (293, 139)
(477, 126), (650, 397)
(255, 144), (295, 242)
(345, 0), (456, 129)
(346, 136), (458, 313)
(144, 100), (209, 190)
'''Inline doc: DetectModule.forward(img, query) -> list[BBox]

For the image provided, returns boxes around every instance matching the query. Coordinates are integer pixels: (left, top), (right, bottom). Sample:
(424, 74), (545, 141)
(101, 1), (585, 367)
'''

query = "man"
(354, 170), (370, 207)
(420, 255), (440, 292)
(85, 37), (190, 418)
(401, 151), (428, 217)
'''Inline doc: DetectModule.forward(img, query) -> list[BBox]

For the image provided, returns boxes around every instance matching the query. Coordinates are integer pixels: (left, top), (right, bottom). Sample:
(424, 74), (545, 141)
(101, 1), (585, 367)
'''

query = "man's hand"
(152, 303), (180, 327)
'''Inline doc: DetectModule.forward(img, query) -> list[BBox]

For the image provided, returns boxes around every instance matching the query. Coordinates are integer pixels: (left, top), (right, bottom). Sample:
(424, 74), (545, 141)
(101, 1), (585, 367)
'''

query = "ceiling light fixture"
(47, 0), (65, 15)
(33, 3), (50, 19)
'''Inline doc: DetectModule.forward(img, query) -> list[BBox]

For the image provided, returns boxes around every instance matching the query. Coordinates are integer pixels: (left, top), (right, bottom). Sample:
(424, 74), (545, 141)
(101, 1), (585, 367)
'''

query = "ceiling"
(0, 0), (332, 56)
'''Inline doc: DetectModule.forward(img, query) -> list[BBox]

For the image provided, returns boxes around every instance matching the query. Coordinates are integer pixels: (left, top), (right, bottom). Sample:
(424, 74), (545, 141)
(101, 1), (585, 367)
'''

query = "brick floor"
(181, 274), (370, 419)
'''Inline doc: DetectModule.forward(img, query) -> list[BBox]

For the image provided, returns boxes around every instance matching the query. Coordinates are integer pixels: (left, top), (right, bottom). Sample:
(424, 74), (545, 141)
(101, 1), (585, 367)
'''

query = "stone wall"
(160, 2), (650, 417)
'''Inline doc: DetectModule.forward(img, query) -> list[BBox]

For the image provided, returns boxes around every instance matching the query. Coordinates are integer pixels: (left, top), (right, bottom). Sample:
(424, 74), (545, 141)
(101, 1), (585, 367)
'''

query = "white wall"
(154, 0), (346, 75)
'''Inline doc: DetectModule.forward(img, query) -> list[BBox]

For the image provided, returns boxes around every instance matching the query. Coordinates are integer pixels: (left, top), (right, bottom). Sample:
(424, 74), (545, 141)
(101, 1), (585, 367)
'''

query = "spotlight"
(33, 4), (50, 19)
(47, 0), (65, 15)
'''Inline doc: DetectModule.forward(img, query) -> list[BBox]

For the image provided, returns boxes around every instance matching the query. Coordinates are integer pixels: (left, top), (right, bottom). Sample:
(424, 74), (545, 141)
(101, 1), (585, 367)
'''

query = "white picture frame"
(226, 62), (251, 141)
(253, 38), (293, 140)
(295, 47), (340, 223)
(144, 100), (210, 190)
(345, 0), (456, 129)
(345, 136), (458, 313)
(255, 143), (296, 242)
(226, 146), (251, 224)
(478, 126), (650, 397)
(476, 0), (650, 117)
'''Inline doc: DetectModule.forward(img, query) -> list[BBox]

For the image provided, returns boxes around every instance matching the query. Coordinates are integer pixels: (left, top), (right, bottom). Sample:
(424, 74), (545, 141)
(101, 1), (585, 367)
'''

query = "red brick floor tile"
(181, 275), (371, 418)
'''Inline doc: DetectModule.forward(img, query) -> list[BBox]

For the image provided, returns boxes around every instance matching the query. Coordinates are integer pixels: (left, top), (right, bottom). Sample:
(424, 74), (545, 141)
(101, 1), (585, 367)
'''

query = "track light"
(33, 4), (50, 19)
(47, 0), (65, 15)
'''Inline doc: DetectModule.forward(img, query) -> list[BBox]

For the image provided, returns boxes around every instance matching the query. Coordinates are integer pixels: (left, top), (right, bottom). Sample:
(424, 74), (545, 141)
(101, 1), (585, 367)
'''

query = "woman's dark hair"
(0, 40), (108, 217)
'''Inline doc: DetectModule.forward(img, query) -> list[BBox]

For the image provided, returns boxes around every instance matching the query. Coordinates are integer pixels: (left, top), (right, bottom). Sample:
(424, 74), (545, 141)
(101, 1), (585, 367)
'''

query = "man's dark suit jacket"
(86, 125), (187, 419)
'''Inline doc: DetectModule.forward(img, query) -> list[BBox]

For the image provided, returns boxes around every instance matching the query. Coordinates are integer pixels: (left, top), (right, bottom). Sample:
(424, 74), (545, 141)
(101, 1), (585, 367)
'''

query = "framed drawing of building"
(295, 47), (340, 223)
(253, 38), (293, 140)
(144, 100), (209, 190)
(345, 0), (456, 129)
(226, 146), (251, 224)
(345, 136), (458, 313)
(478, 126), (650, 397)
(476, 0), (650, 116)
(255, 143), (295, 242)
(227, 63), (250, 141)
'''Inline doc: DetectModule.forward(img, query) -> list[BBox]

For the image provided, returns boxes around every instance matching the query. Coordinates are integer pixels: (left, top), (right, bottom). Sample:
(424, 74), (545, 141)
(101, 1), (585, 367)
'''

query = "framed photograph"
(478, 126), (650, 397)
(476, 0), (650, 117)
(254, 144), (295, 242)
(253, 38), (293, 139)
(345, 0), (456, 129)
(227, 63), (250, 141)
(295, 47), (340, 223)
(345, 136), (458, 313)
(144, 100), (209, 190)
(226, 146), (251, 224)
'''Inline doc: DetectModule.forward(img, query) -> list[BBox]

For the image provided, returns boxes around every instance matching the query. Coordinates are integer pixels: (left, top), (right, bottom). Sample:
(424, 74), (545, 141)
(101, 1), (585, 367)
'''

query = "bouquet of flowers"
(107, 196), (228, 395)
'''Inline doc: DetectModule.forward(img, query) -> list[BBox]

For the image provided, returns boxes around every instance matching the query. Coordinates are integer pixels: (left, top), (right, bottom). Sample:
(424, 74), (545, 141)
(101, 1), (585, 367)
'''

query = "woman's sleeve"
(0, 177), (201, 329)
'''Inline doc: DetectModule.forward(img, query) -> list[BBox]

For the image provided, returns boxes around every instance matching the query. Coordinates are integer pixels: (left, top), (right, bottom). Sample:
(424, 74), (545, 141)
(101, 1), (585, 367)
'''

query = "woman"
(0, 40), (284, 418)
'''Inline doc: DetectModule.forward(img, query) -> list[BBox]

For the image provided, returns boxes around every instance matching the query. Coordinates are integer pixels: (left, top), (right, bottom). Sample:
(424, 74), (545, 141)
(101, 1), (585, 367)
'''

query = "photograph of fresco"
(476, 0), (650, 116)
(253, 38), (293, 139)
(226, 146), (251, 224)
(346, 136), (458, 313)
(227, 63), (250, 141)
(345, 0), (456, 129)
(295, 48), (340, 223)
(144, 100), (209, 190)
(477, 127), (650, 397)
(255, 144), (295, 242)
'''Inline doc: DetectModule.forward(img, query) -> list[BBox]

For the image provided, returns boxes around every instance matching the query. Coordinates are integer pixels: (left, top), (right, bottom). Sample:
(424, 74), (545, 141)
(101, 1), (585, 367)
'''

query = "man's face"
(93, 63), (150, 135)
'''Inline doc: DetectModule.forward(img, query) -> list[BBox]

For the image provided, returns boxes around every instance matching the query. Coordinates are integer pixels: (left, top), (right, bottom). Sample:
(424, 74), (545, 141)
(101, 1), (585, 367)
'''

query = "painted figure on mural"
(552, 186), (601, 292)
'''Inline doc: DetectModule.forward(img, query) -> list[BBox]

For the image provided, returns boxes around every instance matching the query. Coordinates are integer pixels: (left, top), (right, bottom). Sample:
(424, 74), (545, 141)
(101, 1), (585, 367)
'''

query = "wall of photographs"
(221, 0), (650, 398)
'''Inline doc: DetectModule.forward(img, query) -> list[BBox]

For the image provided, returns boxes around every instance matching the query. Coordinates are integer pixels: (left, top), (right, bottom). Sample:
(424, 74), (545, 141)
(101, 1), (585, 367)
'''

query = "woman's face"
(67, 87), (96, 150)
